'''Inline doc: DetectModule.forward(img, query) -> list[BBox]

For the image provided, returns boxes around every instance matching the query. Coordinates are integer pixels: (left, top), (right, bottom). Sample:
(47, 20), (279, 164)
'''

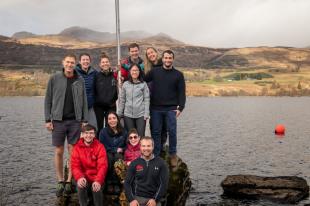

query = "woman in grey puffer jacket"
(117, 64), (150, 136)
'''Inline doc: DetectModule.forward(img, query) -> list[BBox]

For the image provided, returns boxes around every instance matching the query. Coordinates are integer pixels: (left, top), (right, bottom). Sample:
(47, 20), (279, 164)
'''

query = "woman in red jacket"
(71, 124), (108, 206)
(124, 128), (141, 166)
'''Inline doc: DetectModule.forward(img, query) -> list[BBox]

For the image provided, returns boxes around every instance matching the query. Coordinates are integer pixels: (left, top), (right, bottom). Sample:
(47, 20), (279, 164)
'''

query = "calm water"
(1, 97), (310, 206)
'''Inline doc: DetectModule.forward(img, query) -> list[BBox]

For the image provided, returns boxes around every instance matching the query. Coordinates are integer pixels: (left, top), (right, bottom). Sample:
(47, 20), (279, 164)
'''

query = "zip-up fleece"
(124, 156), (169, 202)
(44, 71), (88, 122)
(117, 81), (150, 119)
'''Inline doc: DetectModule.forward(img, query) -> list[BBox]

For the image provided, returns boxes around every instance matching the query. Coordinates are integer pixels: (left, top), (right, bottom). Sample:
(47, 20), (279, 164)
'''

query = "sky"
(0, 0), (309, 48)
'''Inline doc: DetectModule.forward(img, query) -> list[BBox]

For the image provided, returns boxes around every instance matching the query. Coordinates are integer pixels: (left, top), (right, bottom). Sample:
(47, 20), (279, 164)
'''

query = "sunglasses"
(129, 135), (139, 140)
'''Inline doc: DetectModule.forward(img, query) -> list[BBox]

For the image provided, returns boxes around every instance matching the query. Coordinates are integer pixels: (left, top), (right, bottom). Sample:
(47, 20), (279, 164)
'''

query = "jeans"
(150, 109), (177, 156)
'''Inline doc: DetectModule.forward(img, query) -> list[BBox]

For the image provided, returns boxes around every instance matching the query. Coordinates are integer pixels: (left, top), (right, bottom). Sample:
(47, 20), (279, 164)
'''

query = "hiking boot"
(56, 181), (64, 197)
(63, 182), (72, 196)
(170, 154), (179, 167)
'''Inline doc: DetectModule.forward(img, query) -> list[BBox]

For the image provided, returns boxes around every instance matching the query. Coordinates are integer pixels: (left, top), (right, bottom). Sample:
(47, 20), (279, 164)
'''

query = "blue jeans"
(150, 109), (177, 156)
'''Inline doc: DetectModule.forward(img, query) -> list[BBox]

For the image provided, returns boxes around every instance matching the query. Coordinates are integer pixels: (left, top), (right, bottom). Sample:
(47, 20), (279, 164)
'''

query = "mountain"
(12, 31), (37, 39)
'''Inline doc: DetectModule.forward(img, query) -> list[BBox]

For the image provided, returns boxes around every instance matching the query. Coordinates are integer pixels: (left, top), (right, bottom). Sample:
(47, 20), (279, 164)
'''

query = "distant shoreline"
(1, 67), (310, 97)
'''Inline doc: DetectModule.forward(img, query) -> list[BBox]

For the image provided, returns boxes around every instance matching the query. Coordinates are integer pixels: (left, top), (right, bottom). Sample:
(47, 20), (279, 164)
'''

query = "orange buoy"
(275, 124), (285, 135)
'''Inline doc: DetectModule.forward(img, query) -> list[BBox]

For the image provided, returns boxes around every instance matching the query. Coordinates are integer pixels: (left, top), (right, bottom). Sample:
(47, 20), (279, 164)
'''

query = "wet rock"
(221, 175), (309, 204)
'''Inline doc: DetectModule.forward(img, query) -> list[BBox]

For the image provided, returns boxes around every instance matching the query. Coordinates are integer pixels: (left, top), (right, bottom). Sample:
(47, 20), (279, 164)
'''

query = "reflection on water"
(1, 97), (310, 205)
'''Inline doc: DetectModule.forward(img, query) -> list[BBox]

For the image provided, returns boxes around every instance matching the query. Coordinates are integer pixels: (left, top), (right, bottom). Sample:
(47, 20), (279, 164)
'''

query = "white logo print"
(155, 167), (159, 170)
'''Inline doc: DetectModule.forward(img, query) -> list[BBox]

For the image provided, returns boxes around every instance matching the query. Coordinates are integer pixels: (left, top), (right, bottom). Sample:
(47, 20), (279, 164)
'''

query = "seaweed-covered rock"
(221, 175), (309, 204)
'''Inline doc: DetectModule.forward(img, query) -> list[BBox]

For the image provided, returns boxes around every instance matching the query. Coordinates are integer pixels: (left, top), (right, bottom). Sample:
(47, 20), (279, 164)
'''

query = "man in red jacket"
(71, 124), (108, 206)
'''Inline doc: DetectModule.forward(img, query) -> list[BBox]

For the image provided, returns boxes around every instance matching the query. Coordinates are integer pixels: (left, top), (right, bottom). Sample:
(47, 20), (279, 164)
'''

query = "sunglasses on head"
(129, 135), (139, 140)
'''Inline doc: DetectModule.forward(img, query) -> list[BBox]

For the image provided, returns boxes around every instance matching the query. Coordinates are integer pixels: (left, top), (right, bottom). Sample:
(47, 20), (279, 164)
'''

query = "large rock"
(221, 175), (309, 204)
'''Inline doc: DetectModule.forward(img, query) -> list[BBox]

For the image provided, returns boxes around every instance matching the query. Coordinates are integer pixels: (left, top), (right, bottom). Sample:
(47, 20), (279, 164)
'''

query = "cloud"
(0, 0), (309, 47)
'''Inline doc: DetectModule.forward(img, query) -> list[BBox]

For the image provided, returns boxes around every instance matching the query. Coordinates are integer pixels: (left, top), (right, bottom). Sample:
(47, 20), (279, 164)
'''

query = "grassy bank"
(1, 67), (310, 96)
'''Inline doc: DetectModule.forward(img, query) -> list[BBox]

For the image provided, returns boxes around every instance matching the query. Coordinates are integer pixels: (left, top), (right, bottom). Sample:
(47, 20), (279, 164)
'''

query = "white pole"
(115, 0), (121, 86)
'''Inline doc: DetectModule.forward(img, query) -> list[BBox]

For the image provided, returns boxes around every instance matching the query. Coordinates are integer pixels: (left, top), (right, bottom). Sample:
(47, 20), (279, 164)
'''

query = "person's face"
(83, 129), (96, 145)
(140, 139), (154, 158)
(107, 113), (118, 128)
(79, 55), (91, 70)
(100, 57), (110, 71)
(62, 57), (76, 75)
(146, 48), (158, 63)
(128, 133), (140, 146)
(162, 53), (174, 68)
(130, 65), (140, 80)
(129, 47), (139, 60)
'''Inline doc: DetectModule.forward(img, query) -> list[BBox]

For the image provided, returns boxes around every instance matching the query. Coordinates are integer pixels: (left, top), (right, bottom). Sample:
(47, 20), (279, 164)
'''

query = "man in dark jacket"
(144, 50), (186, 166)
(76, 53), (98, 129)
(124, 136), (169, 206)
(44, 54), (88, 197)
(94, 53), (118, 132)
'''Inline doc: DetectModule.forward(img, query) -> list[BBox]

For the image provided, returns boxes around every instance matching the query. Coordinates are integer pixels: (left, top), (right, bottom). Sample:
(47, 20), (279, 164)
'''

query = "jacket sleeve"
(177, 72), (186, 112)
(71, 146), (84, 181)
(99, 129), (112, 153)
(143, 82), (150, 118)
(154, 160), (169, 202)
(82, 80), (89, 122)
(144, 68), (153, 82)
(124, 161), (136, 202)
(94, 144), (108, 185)
(44, 76), (53, 122)
(117, 84), (126, 117)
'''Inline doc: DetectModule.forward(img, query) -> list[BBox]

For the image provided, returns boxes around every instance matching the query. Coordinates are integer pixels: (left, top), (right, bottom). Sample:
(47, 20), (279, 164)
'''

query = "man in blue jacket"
(44, 54), (88, 197)
(76, 53), (98, 129)
(124, 136), (169, 206)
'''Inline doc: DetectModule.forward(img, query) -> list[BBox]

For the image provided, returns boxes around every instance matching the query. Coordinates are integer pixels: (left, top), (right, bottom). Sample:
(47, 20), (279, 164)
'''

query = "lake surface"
(1, 97), (310, 205)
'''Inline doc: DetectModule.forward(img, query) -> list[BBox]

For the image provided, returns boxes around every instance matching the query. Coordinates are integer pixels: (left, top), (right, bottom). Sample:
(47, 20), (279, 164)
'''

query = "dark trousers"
(123, 116), (146, 137)
(94, 105), (116, 133)
(77, 184), (103, 206)
(150, 110), (177, 156)
(150, 117), (168, 151)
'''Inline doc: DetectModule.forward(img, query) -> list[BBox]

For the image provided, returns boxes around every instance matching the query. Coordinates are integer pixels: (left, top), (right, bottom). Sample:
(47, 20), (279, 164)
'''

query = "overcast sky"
(1, 0), (309, 48)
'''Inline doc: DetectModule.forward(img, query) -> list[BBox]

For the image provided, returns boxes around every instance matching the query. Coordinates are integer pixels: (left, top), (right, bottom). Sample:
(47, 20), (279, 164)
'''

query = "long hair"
(128, 63), (144, 83)
(144, 47), (161, 74)
(107, 111), (124, 134)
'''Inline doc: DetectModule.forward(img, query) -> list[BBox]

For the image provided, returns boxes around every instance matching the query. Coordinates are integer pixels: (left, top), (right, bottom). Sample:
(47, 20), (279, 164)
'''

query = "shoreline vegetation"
(1, 66), (310, 96)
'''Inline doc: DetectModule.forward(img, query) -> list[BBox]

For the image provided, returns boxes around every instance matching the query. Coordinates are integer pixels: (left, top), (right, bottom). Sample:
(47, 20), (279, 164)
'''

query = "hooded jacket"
(117, 81), (150, 119)
(71, 138), (108, 185)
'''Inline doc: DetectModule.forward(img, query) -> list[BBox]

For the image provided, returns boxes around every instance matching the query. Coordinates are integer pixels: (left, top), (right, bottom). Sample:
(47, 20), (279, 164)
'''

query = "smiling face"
(129, 46), (139, 61)
(146, 48), (158, 64)
(82, 129), (96, 145)
(130, 65), (140, 80)
(62, 56), (76, 77)
(99, 57), (110, 71)
(162, 52), (174, 69)
(128, 132), (140, 146)
(79, 55), (91, 71)
(107, 113), (118, 129)
(140, 139), (154, 159)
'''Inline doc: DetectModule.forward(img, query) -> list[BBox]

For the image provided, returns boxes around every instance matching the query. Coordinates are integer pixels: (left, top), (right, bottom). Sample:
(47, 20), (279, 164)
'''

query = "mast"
(115, 0), (121, 86)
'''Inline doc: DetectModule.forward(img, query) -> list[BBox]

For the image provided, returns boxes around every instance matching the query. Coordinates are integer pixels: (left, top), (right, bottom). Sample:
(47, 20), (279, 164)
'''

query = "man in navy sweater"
(124, 136), (169, 206)
(144, 50), (186, 166)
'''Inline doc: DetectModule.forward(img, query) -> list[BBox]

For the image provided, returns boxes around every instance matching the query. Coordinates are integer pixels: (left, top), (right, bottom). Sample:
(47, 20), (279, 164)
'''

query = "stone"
(221, 175), (309, 204)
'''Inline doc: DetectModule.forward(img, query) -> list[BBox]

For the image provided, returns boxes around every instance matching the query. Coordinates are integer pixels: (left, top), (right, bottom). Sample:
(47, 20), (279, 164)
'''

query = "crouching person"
(71, 124), (108, 206)
(124, 136), (169, 206)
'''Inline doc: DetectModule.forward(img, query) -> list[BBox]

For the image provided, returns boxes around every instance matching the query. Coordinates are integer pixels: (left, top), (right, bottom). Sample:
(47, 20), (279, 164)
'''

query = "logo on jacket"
(136, 164), (144, 172)
(154, 166), (159, 170)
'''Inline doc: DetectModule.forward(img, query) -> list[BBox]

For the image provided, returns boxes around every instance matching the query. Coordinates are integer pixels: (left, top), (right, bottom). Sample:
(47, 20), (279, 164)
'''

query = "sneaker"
(170, 154), (179, 167)
(63, 182), (72, 196)
(56, 181), (64, 197)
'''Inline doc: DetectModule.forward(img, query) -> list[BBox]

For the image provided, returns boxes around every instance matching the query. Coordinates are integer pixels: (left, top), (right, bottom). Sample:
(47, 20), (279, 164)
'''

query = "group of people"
(44, 43), (186, 206)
